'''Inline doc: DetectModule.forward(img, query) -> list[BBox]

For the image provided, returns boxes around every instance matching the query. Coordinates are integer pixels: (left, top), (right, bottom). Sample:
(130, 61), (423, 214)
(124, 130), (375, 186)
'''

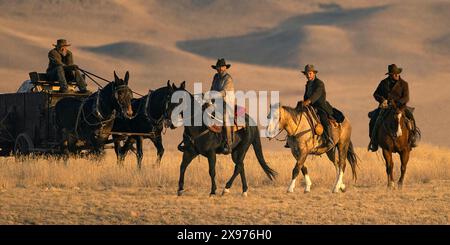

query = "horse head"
(166, 80), (187, 129)
(266, 103), (282, 138)
(112, 71), (133, 119)
(385, 101), (405, 138)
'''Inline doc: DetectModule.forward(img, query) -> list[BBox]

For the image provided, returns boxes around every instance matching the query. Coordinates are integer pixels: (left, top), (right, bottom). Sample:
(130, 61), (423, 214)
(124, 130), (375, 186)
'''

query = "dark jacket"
(304, 77), (333, 115)
(47, 49), (74, 72)
(373, 77), (409, 109)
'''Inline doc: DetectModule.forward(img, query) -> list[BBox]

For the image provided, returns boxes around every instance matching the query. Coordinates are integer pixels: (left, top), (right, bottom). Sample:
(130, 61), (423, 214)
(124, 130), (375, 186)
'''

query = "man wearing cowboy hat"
(210, 58), (235, 155)
(290, 64), (336, 149)
(46, 39), (87, 93)
(368, 64), (418, 151)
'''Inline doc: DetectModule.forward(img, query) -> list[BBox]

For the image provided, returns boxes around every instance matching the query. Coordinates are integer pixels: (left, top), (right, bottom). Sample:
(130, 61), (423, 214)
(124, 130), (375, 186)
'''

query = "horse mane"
(281, 105), (301, 121)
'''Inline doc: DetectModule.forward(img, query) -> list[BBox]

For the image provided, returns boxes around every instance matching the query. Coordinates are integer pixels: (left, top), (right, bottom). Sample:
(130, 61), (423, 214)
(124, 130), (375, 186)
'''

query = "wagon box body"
(0, 92), (89, 156)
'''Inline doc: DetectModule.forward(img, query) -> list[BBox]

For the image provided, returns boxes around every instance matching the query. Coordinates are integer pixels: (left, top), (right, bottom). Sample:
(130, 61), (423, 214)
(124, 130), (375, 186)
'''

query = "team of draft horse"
(25, 40), (421, 196)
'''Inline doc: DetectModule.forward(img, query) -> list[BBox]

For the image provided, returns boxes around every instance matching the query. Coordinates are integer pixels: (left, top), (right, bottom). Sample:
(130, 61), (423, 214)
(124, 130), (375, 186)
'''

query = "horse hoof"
(222, 188), (230, 196)
(287, 189), (294, 193)
(332, 188), (340, 193)
(387, 182), (395, 190)
(340, 184), (346, 193)
(242, 192), (248, 197)
(177, 190), (185, 196)
(304, 189), (310, 193)
(209, 193), (216, 198)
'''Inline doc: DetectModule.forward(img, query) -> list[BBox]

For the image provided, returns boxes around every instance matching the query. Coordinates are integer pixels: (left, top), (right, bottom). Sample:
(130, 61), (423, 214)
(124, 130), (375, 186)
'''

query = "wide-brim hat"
(301, 64), (318, 74)
(53, 39), (71, 48)
(211, 58), (231, 69)
(385, 64), (402, 75)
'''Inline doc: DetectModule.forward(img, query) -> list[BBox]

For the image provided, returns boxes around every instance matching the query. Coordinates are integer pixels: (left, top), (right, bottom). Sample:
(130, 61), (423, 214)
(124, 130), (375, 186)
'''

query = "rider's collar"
(217, 71), (228, 78)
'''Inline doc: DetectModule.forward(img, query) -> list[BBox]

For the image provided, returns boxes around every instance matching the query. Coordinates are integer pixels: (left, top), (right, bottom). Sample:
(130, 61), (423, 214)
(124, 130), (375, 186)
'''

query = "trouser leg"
(318, 110), (333, 145)
(63, 67), (87, 91)
(221, 104), (233, 154)
(369, 109), (380, 138)
(73, 69), (87, 91)
(405, 108), (418, 147)
(368, 109), (380, 151)
(225, 126), (232, 148)
(48, 66), (68, 90)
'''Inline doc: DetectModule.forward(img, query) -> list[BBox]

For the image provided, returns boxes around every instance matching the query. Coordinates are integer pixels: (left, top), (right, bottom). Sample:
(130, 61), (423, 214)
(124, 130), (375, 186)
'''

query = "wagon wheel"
(14, 133), (34, 156)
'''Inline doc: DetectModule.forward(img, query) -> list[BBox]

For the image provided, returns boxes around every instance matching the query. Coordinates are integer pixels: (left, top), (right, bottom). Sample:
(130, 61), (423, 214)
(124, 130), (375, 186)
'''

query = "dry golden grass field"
(1, 143), (449, 224)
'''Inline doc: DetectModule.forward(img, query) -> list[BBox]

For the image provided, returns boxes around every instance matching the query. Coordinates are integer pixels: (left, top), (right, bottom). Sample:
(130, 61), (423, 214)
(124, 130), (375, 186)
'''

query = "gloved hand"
(380, 100), (388, 109)
(302, 99), (311, 106)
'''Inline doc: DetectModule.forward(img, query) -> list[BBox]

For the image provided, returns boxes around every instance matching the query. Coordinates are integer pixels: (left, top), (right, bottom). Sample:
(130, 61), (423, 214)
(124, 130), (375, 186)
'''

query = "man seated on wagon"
(46, 39), (88, 93)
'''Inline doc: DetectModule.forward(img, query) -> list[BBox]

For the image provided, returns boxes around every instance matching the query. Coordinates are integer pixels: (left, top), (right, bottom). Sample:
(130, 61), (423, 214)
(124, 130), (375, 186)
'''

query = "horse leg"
(207, 153), (217, 196)
(150, 135), (164, 166)
(240, 165), (249, 197)
(223, 164), (241, 195)
(60, 131), (70, 165)
(301, 166), (312, 193)
(118, 137), (133, 164)
(113, 136), (125, 166)
(177, 151), (197, 196)
(288, 151), (307, 193)
(333, 143), (349, 193)
(382, 149), (395, 189)
(136, 136), (143, 170)
(223, 144), (249, 195)
(398, 150), (410, 189)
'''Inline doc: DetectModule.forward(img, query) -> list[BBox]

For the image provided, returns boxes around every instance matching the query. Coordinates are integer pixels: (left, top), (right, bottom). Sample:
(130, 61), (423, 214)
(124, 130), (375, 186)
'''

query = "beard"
(58, 48), (67, 56)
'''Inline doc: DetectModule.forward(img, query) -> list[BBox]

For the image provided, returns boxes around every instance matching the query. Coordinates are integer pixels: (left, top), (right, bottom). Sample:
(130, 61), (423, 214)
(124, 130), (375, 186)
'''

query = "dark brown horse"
(375, 103), (417, 189)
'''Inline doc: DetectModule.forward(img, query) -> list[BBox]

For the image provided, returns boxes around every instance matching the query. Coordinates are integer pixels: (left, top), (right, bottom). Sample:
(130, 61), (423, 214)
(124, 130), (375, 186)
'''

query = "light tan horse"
(266, 103), (357, 193)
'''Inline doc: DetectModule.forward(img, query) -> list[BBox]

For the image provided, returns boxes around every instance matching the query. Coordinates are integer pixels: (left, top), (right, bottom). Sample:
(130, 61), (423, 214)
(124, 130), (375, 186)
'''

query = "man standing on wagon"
(46, 39), (87, 93)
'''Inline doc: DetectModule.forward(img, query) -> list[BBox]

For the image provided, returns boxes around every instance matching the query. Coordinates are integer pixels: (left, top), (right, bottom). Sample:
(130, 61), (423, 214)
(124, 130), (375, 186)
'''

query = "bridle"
(141, 89), (173, 131)
(267, 105), (304, 141)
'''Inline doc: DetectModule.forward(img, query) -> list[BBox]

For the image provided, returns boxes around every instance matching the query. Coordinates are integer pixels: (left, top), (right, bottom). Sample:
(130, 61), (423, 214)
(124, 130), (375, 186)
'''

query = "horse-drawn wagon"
(0, 71), (91, 156)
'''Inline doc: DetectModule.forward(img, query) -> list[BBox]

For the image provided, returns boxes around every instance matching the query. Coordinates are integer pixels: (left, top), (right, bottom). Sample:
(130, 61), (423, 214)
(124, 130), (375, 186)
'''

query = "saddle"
(207, 105), (246, 133)
(302, 105), (344, 136)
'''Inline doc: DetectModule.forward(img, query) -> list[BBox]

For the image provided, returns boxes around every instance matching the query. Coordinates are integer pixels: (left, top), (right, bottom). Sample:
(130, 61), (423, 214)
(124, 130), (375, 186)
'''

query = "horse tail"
(347, 140), (358, 181)
(252, 129), (277, 181)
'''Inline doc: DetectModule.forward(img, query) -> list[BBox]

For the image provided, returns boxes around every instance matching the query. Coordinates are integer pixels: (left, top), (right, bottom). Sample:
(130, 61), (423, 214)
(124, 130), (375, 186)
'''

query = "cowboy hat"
(385, 64), (402, 75)
(301, 64), (318, 74)
(211, 58), (231, 69)
(53, 39), (71, 48)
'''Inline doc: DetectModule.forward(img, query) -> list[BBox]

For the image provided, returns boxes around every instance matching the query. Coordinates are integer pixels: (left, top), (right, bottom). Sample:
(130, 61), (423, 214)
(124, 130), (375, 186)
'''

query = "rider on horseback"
(210, 58), (235, 155)
(286, 64), (337, 149)
(368, 64), (418, 151)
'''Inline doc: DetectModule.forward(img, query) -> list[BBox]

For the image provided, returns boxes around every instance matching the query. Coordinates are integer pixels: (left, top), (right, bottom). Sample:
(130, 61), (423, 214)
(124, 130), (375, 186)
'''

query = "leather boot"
(221, 127), (232, 155)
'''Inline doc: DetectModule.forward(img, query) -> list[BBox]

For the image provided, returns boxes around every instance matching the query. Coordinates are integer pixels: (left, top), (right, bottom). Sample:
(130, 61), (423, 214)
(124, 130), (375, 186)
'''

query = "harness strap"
(93, 89), (105, 121)
(74, 99), (86, 138)
(185, 128), (211, 145)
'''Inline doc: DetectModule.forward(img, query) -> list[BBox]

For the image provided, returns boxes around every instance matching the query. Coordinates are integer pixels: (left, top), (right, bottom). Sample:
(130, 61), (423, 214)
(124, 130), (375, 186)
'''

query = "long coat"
(373, 77), (409, 109)
(304, 77), (333, 115)
(47, 49), (74, 72)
